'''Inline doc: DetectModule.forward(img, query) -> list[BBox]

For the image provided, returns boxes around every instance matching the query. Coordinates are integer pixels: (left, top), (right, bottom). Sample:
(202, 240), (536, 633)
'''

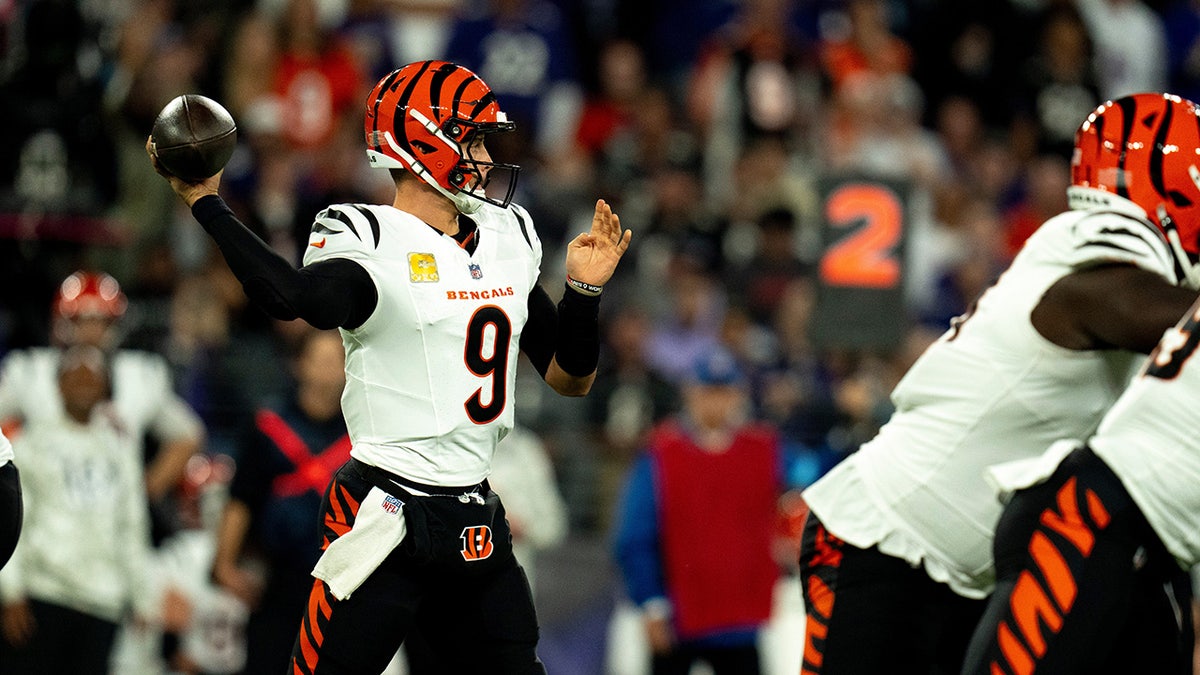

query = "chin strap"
(1159, 205), (1200, 289)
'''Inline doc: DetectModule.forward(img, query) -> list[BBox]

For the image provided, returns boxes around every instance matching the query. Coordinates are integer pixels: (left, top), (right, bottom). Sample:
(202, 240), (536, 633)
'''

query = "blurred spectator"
(1164, 0), (1200, 103)
(688, 0), (818, 209)
(487, 425), (568, 591)
(643, 261), (725, 383)
(0, 0), (118, 214)
(210, 329), (348, 675)
(0, 345), (165, 672)
(1010, 4), (1101, 159)
(445, 0), (583, 157)
(817, 0), (912, 92)
(724, 208), (809, 325)
(268, 0), (365, 153)
(1076, 0), (1168, 100)
(909, 1), (1035, 130)
(1001, 154), (1070, 257)
(614, 348), (783, 675)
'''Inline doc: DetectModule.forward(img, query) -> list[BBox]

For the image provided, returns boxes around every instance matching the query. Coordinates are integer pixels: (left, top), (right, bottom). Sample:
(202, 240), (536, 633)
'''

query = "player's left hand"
(564, 199), (632, 288)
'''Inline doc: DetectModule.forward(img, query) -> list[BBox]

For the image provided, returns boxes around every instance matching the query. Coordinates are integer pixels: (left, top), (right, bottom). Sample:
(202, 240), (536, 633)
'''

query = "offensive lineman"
(798, 93), (1200, 673)
(961, 293), (1200, 674)
(148, 60), (631, 674)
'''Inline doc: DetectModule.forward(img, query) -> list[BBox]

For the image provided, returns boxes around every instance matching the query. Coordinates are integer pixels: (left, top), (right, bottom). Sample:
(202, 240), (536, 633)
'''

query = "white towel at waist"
(312, 486), (407, 600)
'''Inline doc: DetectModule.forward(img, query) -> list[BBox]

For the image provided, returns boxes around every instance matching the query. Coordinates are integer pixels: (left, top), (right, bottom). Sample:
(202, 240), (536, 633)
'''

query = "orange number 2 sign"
(819, 183), (903, 289)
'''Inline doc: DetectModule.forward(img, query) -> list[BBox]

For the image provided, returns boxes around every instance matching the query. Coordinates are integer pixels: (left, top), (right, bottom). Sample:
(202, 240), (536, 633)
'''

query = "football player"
(798, 93), (1200, 674)
(0, 271), (204, 503)
(148, 60), (631, 674)
(962, 292), (1200, 674)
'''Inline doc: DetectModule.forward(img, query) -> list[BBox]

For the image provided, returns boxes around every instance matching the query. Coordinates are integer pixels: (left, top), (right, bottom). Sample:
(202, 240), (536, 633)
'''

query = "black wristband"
(554, 283), (601, 376)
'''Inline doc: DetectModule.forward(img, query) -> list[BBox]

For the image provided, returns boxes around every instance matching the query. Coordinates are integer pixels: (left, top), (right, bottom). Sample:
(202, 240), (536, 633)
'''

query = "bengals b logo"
(460, 525), (494, 561)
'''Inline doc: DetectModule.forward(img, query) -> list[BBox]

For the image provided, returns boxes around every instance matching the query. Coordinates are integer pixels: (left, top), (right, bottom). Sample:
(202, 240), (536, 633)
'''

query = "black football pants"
(288, 459), (545, 675)
(797, 509), (986, 675)
(961, 445), (1192, 675)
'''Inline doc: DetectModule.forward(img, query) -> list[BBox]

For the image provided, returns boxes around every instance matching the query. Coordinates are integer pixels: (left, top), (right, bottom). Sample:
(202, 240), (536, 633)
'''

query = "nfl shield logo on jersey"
(469, 263), (483, 279)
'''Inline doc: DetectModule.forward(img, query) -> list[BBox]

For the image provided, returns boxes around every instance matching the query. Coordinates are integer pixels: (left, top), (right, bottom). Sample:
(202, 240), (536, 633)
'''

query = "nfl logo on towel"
(469, 263), (483, 279)
(381, 495), (403, 515)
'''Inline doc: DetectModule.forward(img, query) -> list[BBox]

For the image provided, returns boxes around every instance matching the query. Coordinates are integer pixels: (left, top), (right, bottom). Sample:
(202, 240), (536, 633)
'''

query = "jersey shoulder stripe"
(1067, 210), (1177, 280)
(348, 204), (382, 248)
(511, 203), (533, 250)
(321, 207), (362, 242)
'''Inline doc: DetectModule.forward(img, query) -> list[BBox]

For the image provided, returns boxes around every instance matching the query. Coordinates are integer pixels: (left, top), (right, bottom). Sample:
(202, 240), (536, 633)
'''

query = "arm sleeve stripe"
(350, 205), (381, 248)
(326, 208), (362, 241)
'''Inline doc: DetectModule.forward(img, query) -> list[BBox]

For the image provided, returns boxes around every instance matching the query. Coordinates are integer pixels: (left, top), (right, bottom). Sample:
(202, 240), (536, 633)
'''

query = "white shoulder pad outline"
(304, 204), (382, 266)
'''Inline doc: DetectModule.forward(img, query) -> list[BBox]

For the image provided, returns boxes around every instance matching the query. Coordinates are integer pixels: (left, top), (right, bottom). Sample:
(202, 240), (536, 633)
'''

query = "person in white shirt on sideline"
(0, 345), (164, 672)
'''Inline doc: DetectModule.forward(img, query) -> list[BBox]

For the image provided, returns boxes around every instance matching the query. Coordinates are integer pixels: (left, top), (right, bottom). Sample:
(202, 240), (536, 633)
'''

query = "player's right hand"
(146, 136), (223, 208)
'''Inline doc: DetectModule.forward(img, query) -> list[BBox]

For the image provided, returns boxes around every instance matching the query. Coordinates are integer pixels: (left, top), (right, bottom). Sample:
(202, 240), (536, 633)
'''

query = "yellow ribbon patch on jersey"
(408, 253), (439, 283)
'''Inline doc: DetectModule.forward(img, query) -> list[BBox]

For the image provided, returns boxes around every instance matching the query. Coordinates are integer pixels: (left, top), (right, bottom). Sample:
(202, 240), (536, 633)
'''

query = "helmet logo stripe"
(1114, 97), (1139, 198)
(1149, 101), (1175, 198)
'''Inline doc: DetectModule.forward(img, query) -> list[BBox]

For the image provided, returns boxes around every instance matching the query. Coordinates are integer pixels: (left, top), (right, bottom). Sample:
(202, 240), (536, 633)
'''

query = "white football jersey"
(804, 204), (1187, 597)
(303, 201), (542, 486)
(0, 348), (203, 444)
(0, 430), (11, 464)
(1086, 298), (1200, 569)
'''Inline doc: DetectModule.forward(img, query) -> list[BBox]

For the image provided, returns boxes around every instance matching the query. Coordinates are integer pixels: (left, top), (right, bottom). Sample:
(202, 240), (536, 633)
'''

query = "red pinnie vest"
(649, 420), (780, 639)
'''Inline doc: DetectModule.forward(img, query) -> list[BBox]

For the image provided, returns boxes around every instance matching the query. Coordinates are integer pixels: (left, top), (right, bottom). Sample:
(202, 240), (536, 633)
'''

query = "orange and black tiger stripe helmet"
(1069, 92), (1200, 286)
(364, 60), (519, 213)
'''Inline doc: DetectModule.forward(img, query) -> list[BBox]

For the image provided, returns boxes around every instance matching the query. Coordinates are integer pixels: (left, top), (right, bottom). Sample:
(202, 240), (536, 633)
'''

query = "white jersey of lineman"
(803, 201), (1188, 598)
(303, 200), (542, 486)
(0, 348), (203, 445)
(1082, 298), (1200, 569)
(0, 429), (11, 465)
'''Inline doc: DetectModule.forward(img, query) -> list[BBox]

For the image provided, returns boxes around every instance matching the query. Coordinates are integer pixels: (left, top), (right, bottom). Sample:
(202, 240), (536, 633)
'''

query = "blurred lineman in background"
(799, 92), (1200, 674)
(962, 294), (1200, 674)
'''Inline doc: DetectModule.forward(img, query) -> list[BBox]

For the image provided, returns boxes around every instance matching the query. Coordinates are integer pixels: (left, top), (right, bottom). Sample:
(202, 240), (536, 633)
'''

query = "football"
(150, 94), (238, 182)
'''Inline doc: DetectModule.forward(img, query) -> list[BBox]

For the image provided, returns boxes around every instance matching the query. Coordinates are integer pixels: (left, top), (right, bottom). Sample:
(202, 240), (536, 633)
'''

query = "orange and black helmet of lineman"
(364, 60), (520, 214)
(53, 271), (127, 321)
(1069, 92), (1200, 287)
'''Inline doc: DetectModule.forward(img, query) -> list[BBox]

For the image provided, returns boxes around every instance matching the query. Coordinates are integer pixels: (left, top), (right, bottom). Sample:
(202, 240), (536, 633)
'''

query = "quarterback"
(149, 60), (630, 674)
(799, 93), (1200, 673)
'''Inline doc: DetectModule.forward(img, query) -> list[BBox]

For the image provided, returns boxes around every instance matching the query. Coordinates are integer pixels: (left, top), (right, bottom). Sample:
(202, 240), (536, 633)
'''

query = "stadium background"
(0, 0), (1194, 672)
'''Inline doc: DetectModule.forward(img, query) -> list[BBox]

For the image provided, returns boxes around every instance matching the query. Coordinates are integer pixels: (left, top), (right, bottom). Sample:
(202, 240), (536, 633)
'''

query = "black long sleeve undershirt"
(193, 194), (599, 376)
(191, 195), (377, 329)
(520, 284), (601, 378)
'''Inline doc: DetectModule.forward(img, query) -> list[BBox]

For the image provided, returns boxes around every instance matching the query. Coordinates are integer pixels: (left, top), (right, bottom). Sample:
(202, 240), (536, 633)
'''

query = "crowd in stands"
(0, 0), (1196, 672)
